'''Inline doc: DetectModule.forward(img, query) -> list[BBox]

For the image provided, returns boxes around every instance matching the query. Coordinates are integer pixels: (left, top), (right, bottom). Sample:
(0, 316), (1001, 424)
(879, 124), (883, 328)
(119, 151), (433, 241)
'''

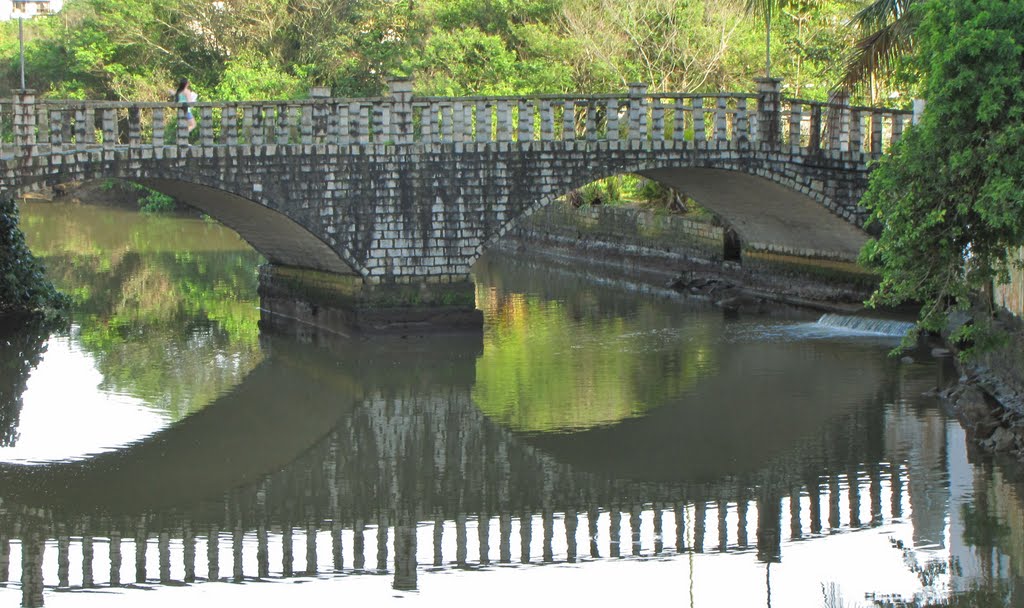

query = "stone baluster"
(20, 525), (44, 608)
(478, 513), (491, 564)
(565, 510), (578, 562)
(183, 521), (195, 583)
(393, 522), (417, 591)
(499, 513), (512, 563)
(176, 105), (190, 147)
(377, 519), (390, 572)
(301, 105), (314, 146)
(756, 495), (782, 564)
(475, 101), (489, 143)
(890, 462), (903, 519)
(627, 83), (647, 142)
(101, 107), (116, 148)
(48, 108), (62, 147)
(462, 102), (474, 142)
(789, 103), (803, 149)
(82, 533), (94, 587)
(519, 512), (532, 563)
(208, 526), (220, 581)
(326, 102), (341, 145)
(715, 97), (728, 142)
(353, 520), (365, 570)
(451, 101), (465, 142)
(337, 103), (352, 146)
(199, 106), (214, 147)
(276, 105), (291, 145)
(608, 506), (621, 558)
(652, 504), (663, 554)
(128, 106), (142, 147)
(0, 531), (8, 583)
(496, 101), (510, 142)
(257, 524), (269, 578)
(60, 106), (73, 145)
(588, 507), (600, 558)
(306, 524), (318, 575)
(737, 498), (749, 548)
(736, 98), (750, 142)
(828, 474), (841, 530)
(455, 513), (467, 565)
(241, 105), (256, 146)
(807, 478), (822, 535)
(135, 520), (147, 583)
(693, 501), (706, 553)
(584, 102), (597, 142)
(849, 109), (863, 154)
(674, 503), (685, 553)
(871, 110), (884, 155)
(606, 98), (620, 141)
(109, 529), (122, 587)
(541, 101), (554, 142)
(83, 106), (96, 144)
(233, 526), (244, 581)
(651, 98), (664, 141)
(281, 525), (293, 577)
(13, 89), (37, 149)
(517, 101), (532, 142)
(869, 464), (883, 526)
(57, 528), (70, 587)
(331, 521), (343, 571)
(417, 104), (433, 144)
(562, 101), (575, 141)
(431, 516), (443, 567)
(357, 104), (371, 145)
(222, 106), (238, 146)
(790, 489), (803, 540)
(809, 104), (822, 151)
(755, 77), (782, 147)
(542, 510), (555, 562)
(73, 106), (88, 145)
(891, 114), (905, 147)
(717, 500), (729, 551)
(692, 97), (705, 145)
(159, 532), (171, 583)
(630, 504), (642, 556)
(848, 468), (862, 528)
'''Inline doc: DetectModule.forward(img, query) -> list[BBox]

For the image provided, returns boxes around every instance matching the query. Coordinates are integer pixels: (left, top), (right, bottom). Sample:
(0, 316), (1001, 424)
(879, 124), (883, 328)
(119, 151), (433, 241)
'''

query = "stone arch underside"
(638, 168), (869, 260)
(140, 179), (358, 276)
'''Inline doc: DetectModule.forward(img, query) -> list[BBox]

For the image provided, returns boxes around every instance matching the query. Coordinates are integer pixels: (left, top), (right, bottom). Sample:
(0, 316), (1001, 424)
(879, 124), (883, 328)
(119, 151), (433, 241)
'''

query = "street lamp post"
(15, 1), (51, 91)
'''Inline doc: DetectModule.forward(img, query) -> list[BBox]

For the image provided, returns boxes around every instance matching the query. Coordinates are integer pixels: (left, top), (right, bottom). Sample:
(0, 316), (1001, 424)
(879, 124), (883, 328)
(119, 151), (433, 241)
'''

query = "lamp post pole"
(19, 15), (26, 90)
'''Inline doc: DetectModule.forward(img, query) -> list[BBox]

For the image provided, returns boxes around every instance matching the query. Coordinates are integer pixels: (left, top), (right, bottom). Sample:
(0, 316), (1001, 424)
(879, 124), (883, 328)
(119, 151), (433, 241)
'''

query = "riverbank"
(497, 200), (1024, 467)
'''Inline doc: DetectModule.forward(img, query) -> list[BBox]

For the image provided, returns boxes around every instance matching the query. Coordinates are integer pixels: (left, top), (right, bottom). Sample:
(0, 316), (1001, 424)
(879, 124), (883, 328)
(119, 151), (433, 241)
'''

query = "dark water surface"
(1, 201), (1022, 607)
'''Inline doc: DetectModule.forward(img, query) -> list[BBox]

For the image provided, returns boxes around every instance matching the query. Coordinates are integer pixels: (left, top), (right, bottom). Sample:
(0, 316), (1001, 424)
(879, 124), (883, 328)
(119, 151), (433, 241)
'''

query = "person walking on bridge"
(173, 78), (198, 134)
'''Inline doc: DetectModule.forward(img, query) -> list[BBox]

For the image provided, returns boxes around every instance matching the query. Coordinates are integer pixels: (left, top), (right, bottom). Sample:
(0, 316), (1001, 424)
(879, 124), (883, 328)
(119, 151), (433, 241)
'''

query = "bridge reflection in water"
(0, 320), (954, 606)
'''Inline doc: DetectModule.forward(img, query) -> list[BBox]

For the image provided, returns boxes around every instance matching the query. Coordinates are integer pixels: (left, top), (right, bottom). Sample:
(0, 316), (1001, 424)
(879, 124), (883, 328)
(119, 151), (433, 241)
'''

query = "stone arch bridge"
(0, 79), (912, 331)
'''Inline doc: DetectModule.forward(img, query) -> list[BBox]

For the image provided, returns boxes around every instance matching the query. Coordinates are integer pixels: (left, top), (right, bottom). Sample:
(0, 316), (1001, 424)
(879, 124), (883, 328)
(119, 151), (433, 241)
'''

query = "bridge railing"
(780, 97), (913, 156)
(2, 83), (913, 158)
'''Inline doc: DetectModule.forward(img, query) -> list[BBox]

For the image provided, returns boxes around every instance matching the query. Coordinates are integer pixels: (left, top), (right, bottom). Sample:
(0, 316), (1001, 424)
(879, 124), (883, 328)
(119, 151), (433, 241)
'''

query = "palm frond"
(850, 0), (914, 31)
(835, 11), (918, 93)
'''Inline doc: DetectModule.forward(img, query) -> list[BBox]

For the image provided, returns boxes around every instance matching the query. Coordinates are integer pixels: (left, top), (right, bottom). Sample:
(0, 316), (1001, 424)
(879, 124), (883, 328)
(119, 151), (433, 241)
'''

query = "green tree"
(0, 197), (67, 318)
(858, 0), (1024, 354)
(837, 0), (922, 102)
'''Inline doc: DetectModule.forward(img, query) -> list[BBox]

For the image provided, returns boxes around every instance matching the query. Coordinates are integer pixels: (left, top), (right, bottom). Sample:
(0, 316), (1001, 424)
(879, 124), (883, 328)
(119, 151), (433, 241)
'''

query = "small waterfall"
(815, 313), (916, 337)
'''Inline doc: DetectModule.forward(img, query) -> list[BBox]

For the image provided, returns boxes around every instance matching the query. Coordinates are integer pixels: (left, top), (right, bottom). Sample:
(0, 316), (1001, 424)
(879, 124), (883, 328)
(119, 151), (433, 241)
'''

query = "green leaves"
(859, 0), (1024, 355)
(0, 197), (69, 319)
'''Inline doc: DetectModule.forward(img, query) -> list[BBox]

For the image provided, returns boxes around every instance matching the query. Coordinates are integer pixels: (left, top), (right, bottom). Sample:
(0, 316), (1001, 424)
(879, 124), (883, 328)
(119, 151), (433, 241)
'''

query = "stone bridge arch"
(1, 80), (913, 332)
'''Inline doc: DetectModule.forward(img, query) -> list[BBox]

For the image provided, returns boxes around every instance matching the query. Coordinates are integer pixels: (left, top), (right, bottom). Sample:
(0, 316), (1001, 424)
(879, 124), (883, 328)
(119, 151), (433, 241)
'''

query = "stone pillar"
(13, 89), (36, 149)
(755, 78), (783, 147)
(388, 78), (414, 145)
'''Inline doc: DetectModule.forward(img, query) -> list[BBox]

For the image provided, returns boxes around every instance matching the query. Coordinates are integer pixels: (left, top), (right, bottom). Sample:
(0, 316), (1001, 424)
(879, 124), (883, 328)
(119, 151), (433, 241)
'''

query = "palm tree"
(837, 0), (920, 99)
(744, 0), (783, 79)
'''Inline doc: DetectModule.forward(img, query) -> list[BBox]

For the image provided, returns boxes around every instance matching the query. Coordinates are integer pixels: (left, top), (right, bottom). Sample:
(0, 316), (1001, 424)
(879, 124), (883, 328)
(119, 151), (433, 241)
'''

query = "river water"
(1, 201), (1022, 607)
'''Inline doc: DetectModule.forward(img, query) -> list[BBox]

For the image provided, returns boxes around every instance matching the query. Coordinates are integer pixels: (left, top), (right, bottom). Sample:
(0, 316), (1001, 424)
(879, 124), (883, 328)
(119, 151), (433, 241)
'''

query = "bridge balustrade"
(1, 83), (912, 160)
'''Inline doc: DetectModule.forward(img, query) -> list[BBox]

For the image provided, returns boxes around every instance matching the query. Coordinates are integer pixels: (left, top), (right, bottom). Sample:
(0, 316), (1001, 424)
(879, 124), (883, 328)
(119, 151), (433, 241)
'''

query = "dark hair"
(175, 78), (189, 95)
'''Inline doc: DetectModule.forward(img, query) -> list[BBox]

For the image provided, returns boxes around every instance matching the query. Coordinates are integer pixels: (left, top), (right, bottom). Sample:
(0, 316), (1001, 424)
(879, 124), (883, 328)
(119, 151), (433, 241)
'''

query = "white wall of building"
(0, 0), (64, 21)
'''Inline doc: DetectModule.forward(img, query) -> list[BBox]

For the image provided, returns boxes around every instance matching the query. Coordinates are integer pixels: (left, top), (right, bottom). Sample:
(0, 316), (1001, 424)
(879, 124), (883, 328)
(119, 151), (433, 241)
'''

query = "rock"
(930, 347), (951, 357)
(974, 419), (1001, 440)
(989, 427), (1016, 452)
(955, 386), (994, 425)
(900, 356), (914, 364)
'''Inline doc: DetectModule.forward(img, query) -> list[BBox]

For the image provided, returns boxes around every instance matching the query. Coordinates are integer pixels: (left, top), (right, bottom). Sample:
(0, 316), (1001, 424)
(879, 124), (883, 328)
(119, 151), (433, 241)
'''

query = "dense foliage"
(858, 0), (1024, 352)
(0, 0), (878, 102)
(0, 196), (67, 318)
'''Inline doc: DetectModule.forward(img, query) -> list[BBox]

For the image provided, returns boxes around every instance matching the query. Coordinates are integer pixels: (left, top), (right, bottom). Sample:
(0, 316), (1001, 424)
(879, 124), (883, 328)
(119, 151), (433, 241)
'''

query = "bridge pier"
(257, 265), (482, 334)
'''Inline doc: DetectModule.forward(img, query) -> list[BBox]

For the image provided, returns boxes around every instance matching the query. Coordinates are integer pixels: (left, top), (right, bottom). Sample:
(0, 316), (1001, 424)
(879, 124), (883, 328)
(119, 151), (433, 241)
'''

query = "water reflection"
(1, 202), (1023, 606)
